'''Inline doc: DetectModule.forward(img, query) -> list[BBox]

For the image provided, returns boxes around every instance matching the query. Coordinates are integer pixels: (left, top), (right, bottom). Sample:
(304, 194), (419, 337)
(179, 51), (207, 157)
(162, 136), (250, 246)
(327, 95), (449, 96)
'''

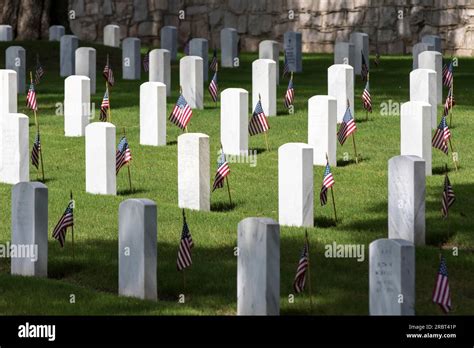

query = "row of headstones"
(9, 180), (415, 315)
(0, 24), (66, 42)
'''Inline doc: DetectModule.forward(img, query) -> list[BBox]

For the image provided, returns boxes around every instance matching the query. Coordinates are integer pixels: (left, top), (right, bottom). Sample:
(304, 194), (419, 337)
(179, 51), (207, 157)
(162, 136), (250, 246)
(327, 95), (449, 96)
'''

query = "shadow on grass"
(167, 140), (178, 146)
(252, 147), (268, 155)
(117, 187), (148, 196)
(314, 215), (337, 228)
(211, 200), (237, 212)
(432, 165), (456, 175)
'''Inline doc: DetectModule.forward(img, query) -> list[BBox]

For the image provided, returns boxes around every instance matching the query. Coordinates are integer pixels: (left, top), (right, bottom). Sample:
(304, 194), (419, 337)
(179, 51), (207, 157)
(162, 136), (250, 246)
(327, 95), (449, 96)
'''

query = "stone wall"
(68, 0), (474, 56)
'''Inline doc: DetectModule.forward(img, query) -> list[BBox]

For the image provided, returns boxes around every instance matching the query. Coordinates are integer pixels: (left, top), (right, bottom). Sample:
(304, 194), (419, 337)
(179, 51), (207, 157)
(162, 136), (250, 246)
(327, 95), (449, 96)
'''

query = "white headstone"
(421, 35), (441, 53)
(104, 24), (120, 47)
(179, 56), (203, 109)
(220, 88), (248, 156)
(49, 25), (65, 41)
(0, 113), (29, 184)
(237, 217), (280, 315)
(334, 41), (355, 68)
(11, 182), (48, 277)
(140, 82), (166, 146)
(400, 101), (432, 176)
(119, 198), (157, 301)
(160, 26), (177, 61)
(189, 38), (209, 82)
(369, 238), (415, 315)
(418, 50), (442, 104)
(388, 155), (426, 245)
(349, 32), (369, 75)
(64, 75), (90, 137)
(278, 143), (314, 227)
(410, 69), (437, 129)
(85, 122), (116, 195)
(0, 70), (17, 176)
(308, 95), (337, 166)
(0, 25), (13, 41)
(412, 42), (433, 69)
(221, 28), (238, 68)
(252, 59), (276, 117)
(259, 40), (280, 85)
(122, 37), (141, 80)
(75, 47), (96, 94)
(60, 35), (78, 77)
(5, 46), (26, 94)
(149, 48), (170, 96)
(327, 64), (354, 122)
(178, 133), (210, 211)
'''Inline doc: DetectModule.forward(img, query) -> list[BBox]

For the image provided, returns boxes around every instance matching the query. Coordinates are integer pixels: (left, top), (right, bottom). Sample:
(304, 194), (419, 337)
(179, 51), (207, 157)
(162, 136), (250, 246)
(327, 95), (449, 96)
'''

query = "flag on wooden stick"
(248, 99), (269, 136)
(432, 116), (451, 155)
(100, 86), (110, 122)
(52, 200), (74, 248)
(320, 163), (335, 206)
(116, 136), (132, 174)
(26, 81), (38, 111)
(209, 48), (218, 72)
(208, 68), (218, 102)
(284, 73), (294, 108)
(212, 150), (230, 192)
(103, 55), (115, 87)
(432, 256), (452, 313)
(177, 210), (194, 271)
(293, 239), (309, 293)
(31, 131), (41, 170)
(169, 94), (193, 130)
(337, 105), (357, 145)
(34, 55), (44, 85)
(441, 173), (455, 218)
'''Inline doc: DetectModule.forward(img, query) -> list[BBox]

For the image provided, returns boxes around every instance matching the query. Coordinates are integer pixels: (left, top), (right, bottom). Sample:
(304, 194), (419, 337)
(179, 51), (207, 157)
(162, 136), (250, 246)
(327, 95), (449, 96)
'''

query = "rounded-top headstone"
(104, 24), (120, 47)
(49, 25), (65, 41)
(0, 25), (13, 41)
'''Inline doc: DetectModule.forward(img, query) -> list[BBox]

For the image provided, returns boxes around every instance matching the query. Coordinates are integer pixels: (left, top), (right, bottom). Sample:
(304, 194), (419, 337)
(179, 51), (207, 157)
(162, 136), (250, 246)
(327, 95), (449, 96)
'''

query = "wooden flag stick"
(449, 82), (454, 128)
(123, 128), (133, 192)
(305, 230), (313, 312)
(448, 139), (458, 171)
(352, 133), (359, 164)
(70, 190), (75, 261)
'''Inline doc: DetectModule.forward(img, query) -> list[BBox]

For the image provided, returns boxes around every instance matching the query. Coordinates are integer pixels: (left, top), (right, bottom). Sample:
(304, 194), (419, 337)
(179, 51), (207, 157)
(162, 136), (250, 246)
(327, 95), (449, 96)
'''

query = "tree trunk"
(0, 0), (51, 39)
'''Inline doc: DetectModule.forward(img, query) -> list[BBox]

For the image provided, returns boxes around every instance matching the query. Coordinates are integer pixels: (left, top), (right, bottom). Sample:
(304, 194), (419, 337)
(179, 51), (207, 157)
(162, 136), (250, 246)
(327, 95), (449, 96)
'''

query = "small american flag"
(143, 50), (150, 72)
(320, 163), (335, 206)
(282, 51), (289, 78)
(31, 132), (41, 169)
(362, 80), (372, 112)
(26, 81), (37, 111)
(432, 256), (452, 313)
(248, 100), (270, 136)
(35, 57), (44, 85)
(116, 136), (132, 174)
(169, 94), (193, 130)
(361, 51), (369, 82)
(208, 70), (218, 102)
(177, 210), (193, 271)
(443, 87), (455, 116)
(373, 52), (380, 67)
(337, 105), (357, 145)
(52, 201), (74, 248)
(432, 116), (451, 155)
(293, 240), (309, 293)
(443, 61), (453, 87)
(100, 87), (109, 122)
(212, 150), (230, 191)
(284, 76), (294, 108)
(209, 48), (218, 72)
(442, 173), (455, 218)
(103, 59), (115, 87)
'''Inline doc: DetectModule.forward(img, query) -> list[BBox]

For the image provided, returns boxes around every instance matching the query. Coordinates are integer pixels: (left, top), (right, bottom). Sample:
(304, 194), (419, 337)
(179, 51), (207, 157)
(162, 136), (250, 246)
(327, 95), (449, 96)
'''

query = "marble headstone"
(237, 217), (280, 316)
(0, 69), (18, 177)
(412, 42), (434, 70)
(259, 40), (280, 85)
(400, 101), (432, 176)
(179, 56), (203, 109)
(388, 155), (426, 246)
(140, 82), (166, 146)
(178, 133), (210, 211)
(49, 25), (65, 41)
(369, 238), (415, 315)
(0, 25), (13, 41)
(220, 28), (238, 68)
(283, 31), (302, 72)
(119, 198), (157, 301)
(308, 95), (337, 166)
(421, 35), (441, 53)
(104, 24), (120, 47)
(60, 35), (79, 77)
(75, 47), (96, 94)
(334, 41), (355, 68)
(5, 46), (26, 94)
(11, 182), (48, 277)
(278, 143), (314, 227)
(220, 88), (248, 156)
(410, 69), (437, 128)
(252, 59), (276, 116)
(85, 122), (116, 195)
(349, 32), (369, 75)
(122, 37), (141, 80)
(418, 50), (442, 104)
(160, 26), (177, 61)
(64, 75), (90, 137)
(189, 38), (209, 82)
(327, 64), (354, 122)
(149, 48), (170, 96)
(0, 113), (29, 184)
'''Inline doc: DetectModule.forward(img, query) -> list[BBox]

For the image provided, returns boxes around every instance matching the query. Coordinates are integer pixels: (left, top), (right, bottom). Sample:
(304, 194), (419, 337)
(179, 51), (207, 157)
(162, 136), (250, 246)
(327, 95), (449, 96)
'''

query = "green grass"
(0, 41), (473, 315)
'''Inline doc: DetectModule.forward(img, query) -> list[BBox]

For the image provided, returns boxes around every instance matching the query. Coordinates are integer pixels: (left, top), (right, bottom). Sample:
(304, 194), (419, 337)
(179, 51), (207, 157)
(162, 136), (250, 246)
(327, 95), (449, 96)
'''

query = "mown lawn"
(0, 40), (472, 315)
